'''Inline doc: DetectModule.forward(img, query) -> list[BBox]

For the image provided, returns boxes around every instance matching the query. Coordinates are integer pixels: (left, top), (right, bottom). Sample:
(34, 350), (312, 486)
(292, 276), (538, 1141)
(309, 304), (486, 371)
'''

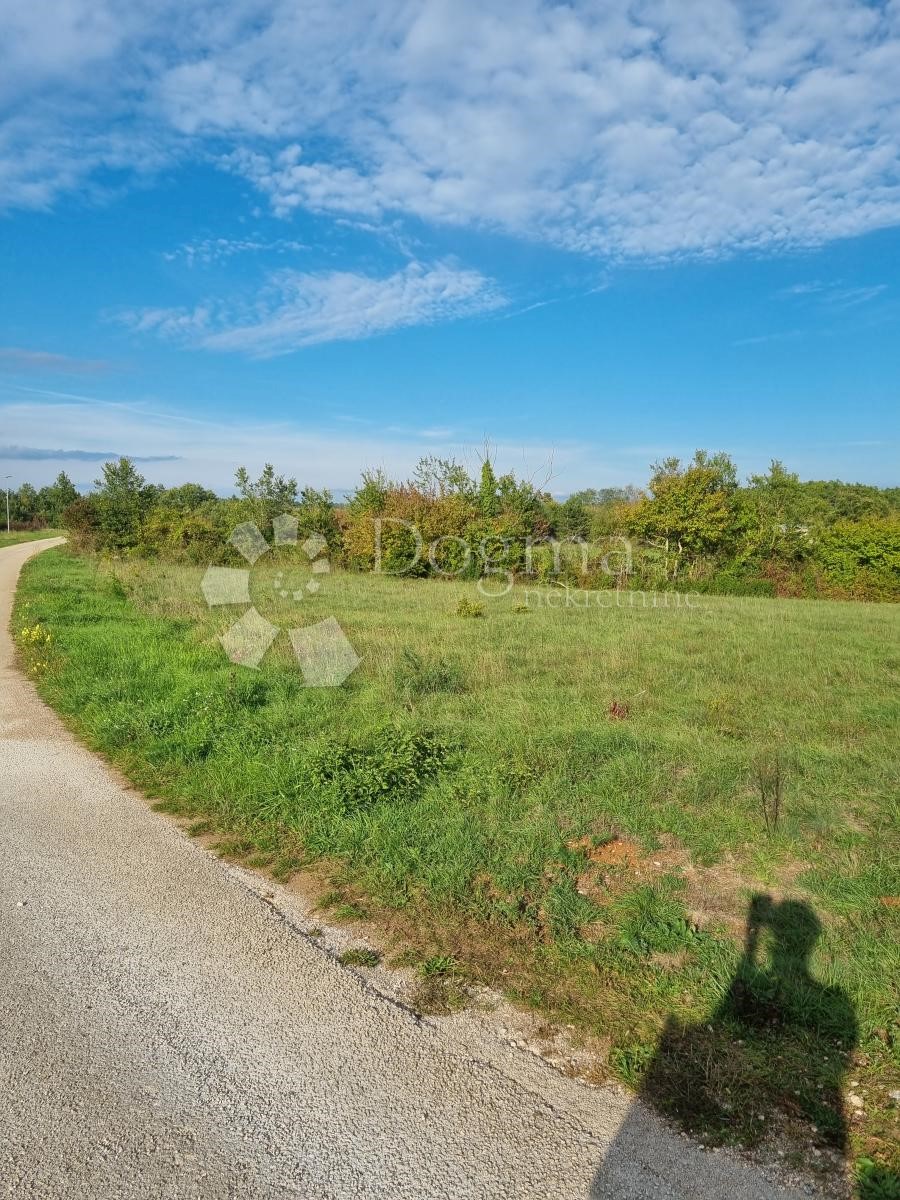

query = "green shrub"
(61, 496), (100, 552)
(700, 568), (776, 597)
(855, 1159), (900, 1200)
(137, 509), (221, 563)
(816, 518), (900, 600)
(304, 727), (452, 812)
(456, 596), (485, 618)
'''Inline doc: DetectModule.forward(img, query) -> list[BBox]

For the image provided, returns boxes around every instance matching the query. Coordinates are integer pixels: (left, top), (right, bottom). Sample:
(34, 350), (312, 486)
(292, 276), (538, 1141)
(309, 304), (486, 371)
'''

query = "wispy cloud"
(753, 277), (891, 344)
(778, 282), (827, 297)
(386, 425), (456, 439)
(823, 284), (888, 308)
(0, 347), (113, 374)
(778, 280), (888, 307)
(120, 261), (506, 357)
(3, 3), (900, 260)
(163, 236), (308, 266)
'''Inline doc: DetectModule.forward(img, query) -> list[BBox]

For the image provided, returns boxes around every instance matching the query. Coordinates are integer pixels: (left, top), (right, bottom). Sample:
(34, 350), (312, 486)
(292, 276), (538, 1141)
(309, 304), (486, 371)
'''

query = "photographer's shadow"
(590, 894), (858, 1198)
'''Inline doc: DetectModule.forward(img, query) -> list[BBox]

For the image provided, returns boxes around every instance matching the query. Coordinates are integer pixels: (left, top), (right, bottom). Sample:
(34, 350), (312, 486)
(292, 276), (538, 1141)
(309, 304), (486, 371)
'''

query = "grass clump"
(338, 947), (381, 968)
(613, 882), (702, 958)
(412, 955), (469, 1015)
(318, 892), (369, 922)
(394, 647), (465, 707)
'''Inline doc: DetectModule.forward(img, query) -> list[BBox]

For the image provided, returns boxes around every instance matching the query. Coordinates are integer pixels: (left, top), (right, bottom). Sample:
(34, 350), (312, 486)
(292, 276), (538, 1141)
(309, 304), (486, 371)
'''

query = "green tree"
(158, 482), (219, 512)
(235, 463), (298, 533)
(630, 450), (739, 578)
(94, 458), (155, 551)
(569, 486), (641, 507)
(739, 460), (809, 561)
(349, 469), (392, 516)
(36, 472), (79, 525)
(297, 486), (340, 547)
(412, 456), (474, 500)
(798, 480), (892, 523)
(11, 482), (39, 524)
(478, 460), (499, 518)
(558, 495), (590, 539)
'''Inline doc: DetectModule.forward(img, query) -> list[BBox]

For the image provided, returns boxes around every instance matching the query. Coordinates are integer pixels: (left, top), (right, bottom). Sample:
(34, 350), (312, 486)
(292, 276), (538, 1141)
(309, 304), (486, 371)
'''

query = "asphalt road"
(0, 539), (813, 1199)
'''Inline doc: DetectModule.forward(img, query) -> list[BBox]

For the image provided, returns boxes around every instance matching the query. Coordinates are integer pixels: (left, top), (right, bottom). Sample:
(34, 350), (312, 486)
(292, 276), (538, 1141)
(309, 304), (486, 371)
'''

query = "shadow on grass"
(592, 894), (864, 1198)
(642, 894), (857, 1151)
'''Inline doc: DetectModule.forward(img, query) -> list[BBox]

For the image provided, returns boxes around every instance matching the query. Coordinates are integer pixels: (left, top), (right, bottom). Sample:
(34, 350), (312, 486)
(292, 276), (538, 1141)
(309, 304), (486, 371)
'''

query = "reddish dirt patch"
(608, 700), (630, 720)
(567, 836), (684, 903)
(568, 835), (642, 868)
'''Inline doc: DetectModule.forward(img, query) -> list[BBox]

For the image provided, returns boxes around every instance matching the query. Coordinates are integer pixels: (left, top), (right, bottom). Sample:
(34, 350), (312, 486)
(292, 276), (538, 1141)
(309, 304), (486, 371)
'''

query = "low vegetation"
(14, 546), (899, 1185)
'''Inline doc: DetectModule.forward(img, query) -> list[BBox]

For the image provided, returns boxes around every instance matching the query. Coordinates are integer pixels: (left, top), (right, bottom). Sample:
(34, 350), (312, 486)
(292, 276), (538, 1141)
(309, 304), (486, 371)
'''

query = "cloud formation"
(3, 1), (900, 258)
(778, 278), (889, 306)
(163, 236), (308, 267)
(120, 260), (505, 355)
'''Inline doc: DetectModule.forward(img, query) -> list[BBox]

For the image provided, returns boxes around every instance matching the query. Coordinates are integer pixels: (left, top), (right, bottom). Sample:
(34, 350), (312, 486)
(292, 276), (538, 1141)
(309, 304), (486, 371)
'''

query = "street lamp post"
(4, 476), (11, 533)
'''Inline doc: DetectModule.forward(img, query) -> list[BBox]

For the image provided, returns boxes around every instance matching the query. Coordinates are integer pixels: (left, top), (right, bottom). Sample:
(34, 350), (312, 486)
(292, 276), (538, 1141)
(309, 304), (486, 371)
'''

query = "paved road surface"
(0, 539), (813, 1199)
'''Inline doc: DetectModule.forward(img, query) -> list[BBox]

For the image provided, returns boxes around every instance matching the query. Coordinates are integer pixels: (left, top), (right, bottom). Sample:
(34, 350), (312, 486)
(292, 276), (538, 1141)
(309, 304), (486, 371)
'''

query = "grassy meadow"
(0, 528), (62, 548)
(13, 547), (900, 1180)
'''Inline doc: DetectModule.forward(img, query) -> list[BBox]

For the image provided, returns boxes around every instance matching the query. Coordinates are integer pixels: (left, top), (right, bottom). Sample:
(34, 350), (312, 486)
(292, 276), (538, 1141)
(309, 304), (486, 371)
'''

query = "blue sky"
(1, 1), (898, 495)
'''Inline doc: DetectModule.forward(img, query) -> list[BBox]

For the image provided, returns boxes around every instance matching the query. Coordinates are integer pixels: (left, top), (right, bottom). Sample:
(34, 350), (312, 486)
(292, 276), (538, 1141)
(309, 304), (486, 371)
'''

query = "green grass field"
(13, 547), (900, 1180)
(0, 528), (62, 548)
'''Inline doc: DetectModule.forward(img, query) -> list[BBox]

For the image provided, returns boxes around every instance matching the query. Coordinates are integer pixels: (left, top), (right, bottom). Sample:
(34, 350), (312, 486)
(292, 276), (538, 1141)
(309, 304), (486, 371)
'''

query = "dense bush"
(816, 517), (900, 599)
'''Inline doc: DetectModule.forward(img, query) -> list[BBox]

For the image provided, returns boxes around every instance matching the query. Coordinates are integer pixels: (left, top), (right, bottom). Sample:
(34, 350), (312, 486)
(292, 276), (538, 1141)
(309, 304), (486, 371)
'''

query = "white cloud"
(120, 261), (505, 356)
(778, 278), (888, 306)
(3, 1), (900, 257)
(822, 284), (889, 307)
(120, 305), (214, 340)
(780, 281), (827, 296)
(195, 0), (900, 257)
(163, 236), (308, 266)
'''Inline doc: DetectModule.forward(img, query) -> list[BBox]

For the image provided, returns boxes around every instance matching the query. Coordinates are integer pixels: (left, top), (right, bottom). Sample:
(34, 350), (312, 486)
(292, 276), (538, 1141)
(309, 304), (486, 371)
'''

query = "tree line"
(4, 472), (79, 528)
(12, 453), (900, 601)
